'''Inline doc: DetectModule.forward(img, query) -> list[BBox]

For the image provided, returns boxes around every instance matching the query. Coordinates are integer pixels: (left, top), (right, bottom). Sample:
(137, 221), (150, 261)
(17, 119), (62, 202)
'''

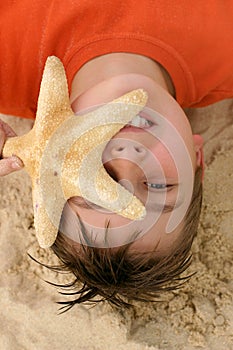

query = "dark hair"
(45, 167), (202, 313)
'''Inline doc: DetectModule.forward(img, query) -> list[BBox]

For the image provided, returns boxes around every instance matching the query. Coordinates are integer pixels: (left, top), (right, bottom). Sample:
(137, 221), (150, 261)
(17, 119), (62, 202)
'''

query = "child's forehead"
(60, 197), (185, 250)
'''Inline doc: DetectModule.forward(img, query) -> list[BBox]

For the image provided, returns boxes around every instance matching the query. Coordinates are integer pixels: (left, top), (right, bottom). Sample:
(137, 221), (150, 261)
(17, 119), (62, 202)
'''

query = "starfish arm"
(3, 56), (73, 174)
(2, 131), (35, 172)
(34, 56), (74, 140)
(32, 177), (66, 248)
(79, 153), (146, 220)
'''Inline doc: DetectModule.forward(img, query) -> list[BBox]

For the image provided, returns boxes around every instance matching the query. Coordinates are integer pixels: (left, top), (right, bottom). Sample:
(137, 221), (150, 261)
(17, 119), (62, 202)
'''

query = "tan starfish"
(3, 56), (148, 248)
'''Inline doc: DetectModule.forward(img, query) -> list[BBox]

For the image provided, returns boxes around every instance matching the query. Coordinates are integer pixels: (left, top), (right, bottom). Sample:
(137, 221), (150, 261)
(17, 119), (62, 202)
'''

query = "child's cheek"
(149, 142), (179, 180)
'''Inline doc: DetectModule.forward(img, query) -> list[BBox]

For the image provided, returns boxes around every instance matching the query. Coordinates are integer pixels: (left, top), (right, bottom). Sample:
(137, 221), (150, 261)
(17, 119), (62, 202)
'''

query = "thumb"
(0, 156), (24, 176)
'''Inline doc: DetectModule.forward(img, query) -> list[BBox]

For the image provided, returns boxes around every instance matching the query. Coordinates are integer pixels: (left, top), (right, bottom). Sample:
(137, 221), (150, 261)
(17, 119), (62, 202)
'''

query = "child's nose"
(108, 140), (147, 160)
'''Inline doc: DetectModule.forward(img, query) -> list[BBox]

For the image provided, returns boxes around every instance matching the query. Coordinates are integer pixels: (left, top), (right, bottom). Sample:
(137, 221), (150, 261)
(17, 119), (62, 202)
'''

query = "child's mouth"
(124, 112), (155, 130)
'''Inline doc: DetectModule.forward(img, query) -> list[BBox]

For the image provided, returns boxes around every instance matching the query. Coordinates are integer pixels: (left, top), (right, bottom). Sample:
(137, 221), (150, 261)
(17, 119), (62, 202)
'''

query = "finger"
(0, 129), (6, 152)
(0, 119), (17, 137)
(0, 156), (24, 177)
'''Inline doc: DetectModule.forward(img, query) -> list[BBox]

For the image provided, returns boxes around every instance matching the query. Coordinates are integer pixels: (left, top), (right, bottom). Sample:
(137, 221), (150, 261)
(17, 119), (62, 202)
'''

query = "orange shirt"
(0, 0), (232, 119)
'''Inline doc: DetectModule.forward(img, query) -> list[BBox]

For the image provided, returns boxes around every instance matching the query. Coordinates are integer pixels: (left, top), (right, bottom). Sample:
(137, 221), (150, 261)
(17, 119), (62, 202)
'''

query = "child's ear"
(193, 135), (204, 181)
(193, 134), (204, 167)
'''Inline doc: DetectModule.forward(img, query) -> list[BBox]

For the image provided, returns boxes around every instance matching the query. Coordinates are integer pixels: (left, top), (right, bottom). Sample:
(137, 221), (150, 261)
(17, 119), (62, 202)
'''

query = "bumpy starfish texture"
(3, 56), (148, 248)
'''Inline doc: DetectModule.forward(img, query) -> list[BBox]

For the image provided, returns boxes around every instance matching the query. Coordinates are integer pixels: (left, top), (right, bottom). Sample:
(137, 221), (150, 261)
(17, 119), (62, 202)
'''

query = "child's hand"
(0, 119), (24, 176)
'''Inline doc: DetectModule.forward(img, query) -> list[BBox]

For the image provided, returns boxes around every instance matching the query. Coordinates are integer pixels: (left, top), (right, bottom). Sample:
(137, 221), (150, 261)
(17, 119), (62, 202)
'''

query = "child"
(0, 1), (232, 311)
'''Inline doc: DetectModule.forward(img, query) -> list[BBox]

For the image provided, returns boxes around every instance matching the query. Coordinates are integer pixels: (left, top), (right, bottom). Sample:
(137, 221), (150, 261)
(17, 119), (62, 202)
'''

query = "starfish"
(3, 57), (148, 248)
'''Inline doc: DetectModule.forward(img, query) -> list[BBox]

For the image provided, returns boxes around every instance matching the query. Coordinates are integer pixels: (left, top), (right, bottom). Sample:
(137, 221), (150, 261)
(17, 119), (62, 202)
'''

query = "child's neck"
(70, 53), (175, 105)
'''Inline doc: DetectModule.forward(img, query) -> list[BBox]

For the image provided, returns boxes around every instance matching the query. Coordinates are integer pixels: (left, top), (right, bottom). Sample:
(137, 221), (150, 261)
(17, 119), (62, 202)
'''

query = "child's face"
(67, 74), (203, 254)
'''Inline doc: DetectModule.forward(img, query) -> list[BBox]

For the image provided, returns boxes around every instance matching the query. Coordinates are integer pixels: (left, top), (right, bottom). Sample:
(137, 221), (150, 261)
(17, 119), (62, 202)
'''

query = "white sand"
(0, 98), (232, 350)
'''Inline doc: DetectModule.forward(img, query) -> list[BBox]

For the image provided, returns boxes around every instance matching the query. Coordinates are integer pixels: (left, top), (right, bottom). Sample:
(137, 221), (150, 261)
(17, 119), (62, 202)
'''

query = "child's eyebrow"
(149, 202), (178, 213)
(76, 199), (177, 214)
(161, 203), (177, 213)
(147, 195), (184, 214)
(73, 199), (106, 211)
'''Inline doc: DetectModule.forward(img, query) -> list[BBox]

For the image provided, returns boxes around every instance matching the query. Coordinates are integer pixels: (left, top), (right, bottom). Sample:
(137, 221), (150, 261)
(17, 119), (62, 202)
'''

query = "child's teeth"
(129, 115), (152, 127)
(131, 114), (141, 126)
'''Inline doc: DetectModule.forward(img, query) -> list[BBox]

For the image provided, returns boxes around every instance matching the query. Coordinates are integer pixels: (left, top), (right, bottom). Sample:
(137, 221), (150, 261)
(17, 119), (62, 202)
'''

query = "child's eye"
(145, 182), (168, 189)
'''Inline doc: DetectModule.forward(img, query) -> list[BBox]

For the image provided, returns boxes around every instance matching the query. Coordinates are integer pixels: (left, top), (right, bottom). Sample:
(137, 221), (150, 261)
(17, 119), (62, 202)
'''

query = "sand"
(0, 98), (232, 350)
